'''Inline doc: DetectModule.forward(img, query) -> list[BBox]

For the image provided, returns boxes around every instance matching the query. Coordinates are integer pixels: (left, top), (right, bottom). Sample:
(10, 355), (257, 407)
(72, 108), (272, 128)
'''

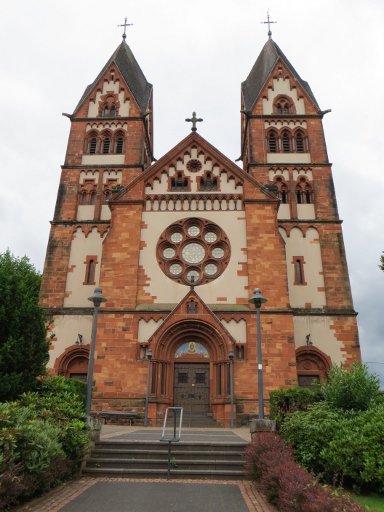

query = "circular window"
(163, 247), (176, 259)
(186, 159), (202, 172)
(182, 243), (205, 264)
(157, 218), (230, 286)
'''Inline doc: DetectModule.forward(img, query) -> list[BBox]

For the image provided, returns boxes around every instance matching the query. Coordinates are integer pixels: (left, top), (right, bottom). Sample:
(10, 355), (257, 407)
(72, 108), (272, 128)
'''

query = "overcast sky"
(1, 0), (383, 385)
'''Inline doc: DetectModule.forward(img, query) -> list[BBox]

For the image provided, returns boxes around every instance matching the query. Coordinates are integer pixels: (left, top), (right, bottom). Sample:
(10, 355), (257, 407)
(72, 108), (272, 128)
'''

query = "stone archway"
(296, 346), (332, 387)
(54, 345), (90, 380)
(149, 319), (233, 425)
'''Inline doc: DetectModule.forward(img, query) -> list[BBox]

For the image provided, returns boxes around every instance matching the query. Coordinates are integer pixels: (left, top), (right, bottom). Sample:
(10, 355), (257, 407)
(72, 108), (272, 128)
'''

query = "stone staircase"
(83, 439), (248, 479)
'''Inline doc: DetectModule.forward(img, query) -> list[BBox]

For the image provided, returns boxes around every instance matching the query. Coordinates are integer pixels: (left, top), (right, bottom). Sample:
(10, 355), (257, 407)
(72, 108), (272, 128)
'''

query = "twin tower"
(40, 35), (360, 425)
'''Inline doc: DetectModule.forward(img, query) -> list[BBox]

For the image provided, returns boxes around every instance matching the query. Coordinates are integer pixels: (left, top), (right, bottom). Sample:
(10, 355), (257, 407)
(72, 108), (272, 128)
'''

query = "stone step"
(91, 449), (244, 461)
(86, 457), (244, 471)
(94, 441), (247, 452)
(82, 467), (245, 480)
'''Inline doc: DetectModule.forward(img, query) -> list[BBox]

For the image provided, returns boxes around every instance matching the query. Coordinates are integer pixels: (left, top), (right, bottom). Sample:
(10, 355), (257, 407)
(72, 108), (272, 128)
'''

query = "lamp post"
(144, 348), (153, 426)
(228, 351), (235, 428)
(86, 287), (106, 425)
(249, 288), (268, 419)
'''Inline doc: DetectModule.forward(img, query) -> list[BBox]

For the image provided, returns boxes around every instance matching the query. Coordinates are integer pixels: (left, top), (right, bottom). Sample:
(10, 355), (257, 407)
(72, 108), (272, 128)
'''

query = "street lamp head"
(228, 351), (234, 360)
(88, 287), (107, 308)
(146, 348), (153, 360)
(249, 288), (267, 309)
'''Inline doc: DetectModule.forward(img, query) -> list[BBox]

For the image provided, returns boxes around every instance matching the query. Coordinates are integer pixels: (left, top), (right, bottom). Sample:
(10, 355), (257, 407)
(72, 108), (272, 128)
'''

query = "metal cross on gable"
(185, 112), (203, 132)
(118, 17), (133, 40)
(261, 10), (277, 39)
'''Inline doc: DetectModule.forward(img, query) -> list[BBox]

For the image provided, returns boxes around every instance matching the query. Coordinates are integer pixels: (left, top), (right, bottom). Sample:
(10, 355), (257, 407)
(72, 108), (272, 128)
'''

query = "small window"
(274, 97), (292, 114)
(268, 131), (278, 152)
(295, 131), (305, 152)
(305, 187), (312, 204)
(200, 172), (217, 191)
(178, 372), (188, 384)
(293, 256), (306, 285)
(281, 188), (288, 203)
(298, 375), (320, 388)
(84, 257), (96, 285)
(236, 345), (244, 360)
(80, 191), (87, 205)
(216, 364), (222, 396)
(88, 137), (97, 154)
(195, 372), (206, 384)
(115, 136), (124, 154)
(89, 191), (96, 205)
(102, 137), (110, 154)
(282, 131), (291, 152)
(171, 172), (188, 191)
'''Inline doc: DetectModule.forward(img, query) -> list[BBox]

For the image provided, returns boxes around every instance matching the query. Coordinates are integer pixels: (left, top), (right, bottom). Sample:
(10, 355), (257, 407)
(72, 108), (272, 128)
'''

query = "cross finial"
(185, 112), (203, 132)
(261, 10), (277, 39)
(118, 17), (133, 40)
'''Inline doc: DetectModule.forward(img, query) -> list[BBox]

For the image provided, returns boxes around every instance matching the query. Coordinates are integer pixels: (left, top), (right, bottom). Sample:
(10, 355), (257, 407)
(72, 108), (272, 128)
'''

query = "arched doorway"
(54, 345), (89, 381)
(296, 346), (331, 387)
(149, 319), (234, 425)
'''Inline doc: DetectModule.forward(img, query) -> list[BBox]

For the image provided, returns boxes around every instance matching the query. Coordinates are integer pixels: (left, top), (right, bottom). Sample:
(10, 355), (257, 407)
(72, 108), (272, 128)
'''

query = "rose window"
(157, 218), (230, 286)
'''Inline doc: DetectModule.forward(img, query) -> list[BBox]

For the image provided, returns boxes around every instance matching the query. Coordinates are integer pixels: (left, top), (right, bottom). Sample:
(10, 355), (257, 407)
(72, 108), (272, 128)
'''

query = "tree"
(380, 251), (384, 271)
(0, 250), (49, 401)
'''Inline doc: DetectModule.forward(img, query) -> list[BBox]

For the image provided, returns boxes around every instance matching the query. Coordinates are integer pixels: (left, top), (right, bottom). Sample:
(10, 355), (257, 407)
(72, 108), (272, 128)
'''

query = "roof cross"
(185, 112), (203, 132)
(118, 17), (133, 40)
(261, 11), (277, 39)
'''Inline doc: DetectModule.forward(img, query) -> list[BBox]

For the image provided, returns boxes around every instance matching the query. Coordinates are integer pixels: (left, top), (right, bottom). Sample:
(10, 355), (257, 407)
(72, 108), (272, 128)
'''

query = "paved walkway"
(13, 426), (276, 512)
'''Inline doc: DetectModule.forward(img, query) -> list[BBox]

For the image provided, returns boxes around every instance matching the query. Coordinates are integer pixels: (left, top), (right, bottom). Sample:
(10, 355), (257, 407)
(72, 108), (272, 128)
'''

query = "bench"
(100, 411), (143, 425)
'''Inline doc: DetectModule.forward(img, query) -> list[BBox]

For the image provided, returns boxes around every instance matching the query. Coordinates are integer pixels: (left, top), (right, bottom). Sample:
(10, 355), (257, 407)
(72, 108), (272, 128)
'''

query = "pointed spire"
(73, 39), (152, 115)
(241, 39), (320, 113)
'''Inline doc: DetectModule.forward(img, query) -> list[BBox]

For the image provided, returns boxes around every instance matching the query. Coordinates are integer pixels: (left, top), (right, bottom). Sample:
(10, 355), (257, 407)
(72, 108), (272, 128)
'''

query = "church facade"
(40, 35), (361, 425)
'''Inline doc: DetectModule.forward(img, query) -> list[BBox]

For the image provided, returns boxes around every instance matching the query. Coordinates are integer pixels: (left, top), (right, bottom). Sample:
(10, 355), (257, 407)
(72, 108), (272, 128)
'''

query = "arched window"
(80, 191), (87, 205)
(295, 130), (305, 152)
(102, 104), (116, 117)
(274, 96), (294, 115)
(281, 130), (291, 153)
(171, 171), (188, 191)
(104, 190), (111, 203)
(296, 177), (313, 204)
(89, 190), (96, 205)
(268, 131), (278, 153)
(294, 256), (306, 285)
(200, 172), (218, 191)
(102, 133), (111, 154)
(275, 177), (289, 203)
(84, 255), (97, 285)
(87, 134), (98, 154)
(115, 132), (124, 154)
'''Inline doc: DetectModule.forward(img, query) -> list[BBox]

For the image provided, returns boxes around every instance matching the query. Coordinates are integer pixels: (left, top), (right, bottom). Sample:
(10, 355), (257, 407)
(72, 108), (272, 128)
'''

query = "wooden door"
(174, 363), (209, 415)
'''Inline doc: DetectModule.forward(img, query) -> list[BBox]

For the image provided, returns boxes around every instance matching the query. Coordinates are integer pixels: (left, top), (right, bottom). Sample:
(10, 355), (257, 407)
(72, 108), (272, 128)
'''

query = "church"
(40, 28), (361, 426)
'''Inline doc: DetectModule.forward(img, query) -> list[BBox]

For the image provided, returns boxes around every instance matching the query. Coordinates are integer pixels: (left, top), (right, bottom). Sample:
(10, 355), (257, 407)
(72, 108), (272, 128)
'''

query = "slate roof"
(73, 40), (152, 115)
(241, 38), (320, 112)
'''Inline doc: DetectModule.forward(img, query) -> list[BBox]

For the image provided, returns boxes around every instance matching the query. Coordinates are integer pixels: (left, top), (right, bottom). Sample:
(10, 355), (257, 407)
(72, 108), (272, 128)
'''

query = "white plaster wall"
(279, 227), (326, 308)
(100, 205), (111, 220)
(294, 316), (344, 364)
(267, 153), (311, 164)
(77, 205), (95, 221)
(277, 204), (291, 220)
(138, 319), (164, 343)
(221, 319), (246, 343)
(297, 204), (315, 220)
(293, 169), (313, 181)
(87, 80), (130, 117)
(64, 227), (107, 307)
(140, 211), (248, 304)
(262, 78), (305, 115)
(103, 170), (122, 184)
(48, 315), (93, 368)
(82, 155), (125, 165)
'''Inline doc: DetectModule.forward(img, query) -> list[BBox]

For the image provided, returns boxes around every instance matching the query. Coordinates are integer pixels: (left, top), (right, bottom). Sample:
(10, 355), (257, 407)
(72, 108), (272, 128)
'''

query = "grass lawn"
(354, 494), (384, 511)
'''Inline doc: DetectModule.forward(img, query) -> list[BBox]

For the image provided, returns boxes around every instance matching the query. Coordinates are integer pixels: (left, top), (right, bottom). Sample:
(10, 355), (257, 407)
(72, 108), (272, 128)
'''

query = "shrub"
(269, 386), (323, 430)
(0, 377), (89, 509)
(323, 363), (381, 412)
(244, 432), (364, 511)
(281, 401), (384, 492)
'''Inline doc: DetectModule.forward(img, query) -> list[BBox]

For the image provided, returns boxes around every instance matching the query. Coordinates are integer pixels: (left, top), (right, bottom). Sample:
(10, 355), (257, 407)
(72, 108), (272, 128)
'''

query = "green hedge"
(0, 376), (89, 509)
